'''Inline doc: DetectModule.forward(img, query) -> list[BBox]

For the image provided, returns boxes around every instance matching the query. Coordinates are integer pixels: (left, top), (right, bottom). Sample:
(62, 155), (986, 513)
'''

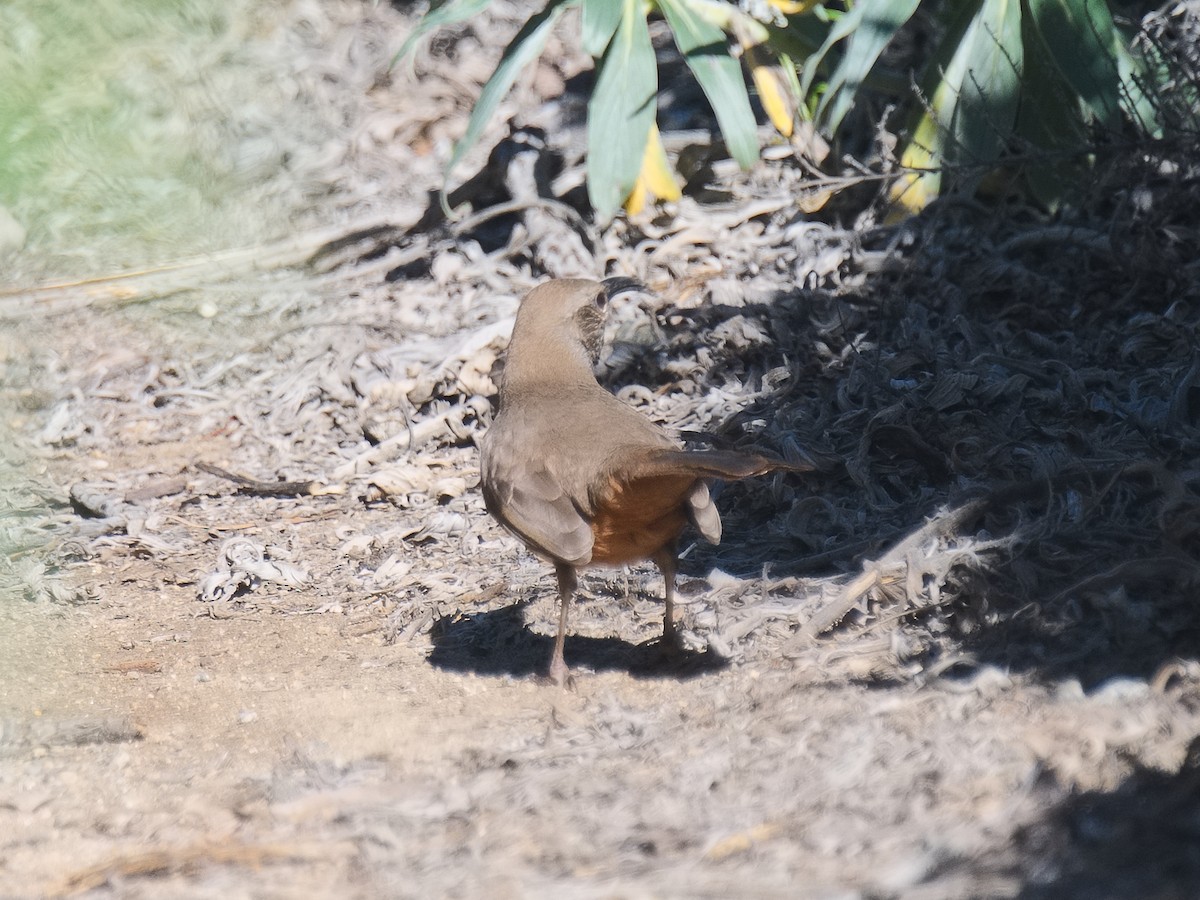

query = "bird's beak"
(601, 276), (646, 299)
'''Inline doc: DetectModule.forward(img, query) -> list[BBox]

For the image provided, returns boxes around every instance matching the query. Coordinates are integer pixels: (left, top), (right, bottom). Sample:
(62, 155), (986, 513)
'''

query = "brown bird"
(480, 277), (805, 685)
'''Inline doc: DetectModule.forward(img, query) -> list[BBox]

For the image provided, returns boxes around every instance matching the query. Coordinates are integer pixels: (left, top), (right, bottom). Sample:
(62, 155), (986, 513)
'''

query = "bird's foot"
(539, 654), (575, 690)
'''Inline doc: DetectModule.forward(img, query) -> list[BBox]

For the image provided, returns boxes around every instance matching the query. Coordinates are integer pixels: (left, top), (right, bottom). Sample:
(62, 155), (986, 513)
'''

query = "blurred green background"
(0, 0), (322, 283)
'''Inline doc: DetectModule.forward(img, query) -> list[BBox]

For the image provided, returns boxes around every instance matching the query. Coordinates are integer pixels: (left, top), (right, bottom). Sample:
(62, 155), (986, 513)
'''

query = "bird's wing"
(482, 456), (593, 567)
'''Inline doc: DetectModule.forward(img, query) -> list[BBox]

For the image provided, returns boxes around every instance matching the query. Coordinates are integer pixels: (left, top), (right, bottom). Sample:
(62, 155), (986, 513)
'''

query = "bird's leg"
(652, 547), (684, 656)
(548, 563), (577, 687)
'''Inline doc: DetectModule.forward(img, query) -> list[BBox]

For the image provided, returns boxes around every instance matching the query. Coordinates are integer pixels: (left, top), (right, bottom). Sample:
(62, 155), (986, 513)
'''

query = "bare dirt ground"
(5, 1), (1200, 897)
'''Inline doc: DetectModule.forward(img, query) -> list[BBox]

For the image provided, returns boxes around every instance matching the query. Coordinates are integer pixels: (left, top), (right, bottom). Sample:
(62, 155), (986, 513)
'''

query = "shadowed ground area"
(427, 600), (729, 678)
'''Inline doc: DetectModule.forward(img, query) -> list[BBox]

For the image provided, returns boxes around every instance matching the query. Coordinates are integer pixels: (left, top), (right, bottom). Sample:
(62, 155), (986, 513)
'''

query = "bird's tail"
(631, 448), (814, 482)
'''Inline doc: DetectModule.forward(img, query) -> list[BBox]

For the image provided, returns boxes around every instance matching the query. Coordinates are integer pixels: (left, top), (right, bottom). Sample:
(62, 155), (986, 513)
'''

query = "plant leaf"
(390, 0), (491, 70)
(768, 0), (822, 14)
(890, 0), (983, 213)
(587, 0), (657, 218)
(1028, 0), (1160, 135)
(686, 0), (770, 45)
(798, 1), (863, 100)
(775, 50), (807, 120)
(1109, 23), (1162, 137)
(1026, 0), (1123, 129)
(890, 124), (941, 219)
(764, 14), (830, 65)
(625, 122), (682, 215)
(892, 0), (1023, 214)
(1013, 7), (1087, 209)
(445, 1), (573, 179)
(582, 0), (622, 57)
(815, 0), (920, 134)
(746, 44), (795, 137)
(944, 0), (1023, 165)
(657, 0), (760, 169)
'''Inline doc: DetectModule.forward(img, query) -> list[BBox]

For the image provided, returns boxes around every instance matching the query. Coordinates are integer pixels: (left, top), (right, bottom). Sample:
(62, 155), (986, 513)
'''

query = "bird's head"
(504, 277), (645, 384)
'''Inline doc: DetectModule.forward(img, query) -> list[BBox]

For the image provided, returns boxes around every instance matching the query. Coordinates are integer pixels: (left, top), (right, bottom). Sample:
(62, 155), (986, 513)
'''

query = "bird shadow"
(426, 600), (729, 681)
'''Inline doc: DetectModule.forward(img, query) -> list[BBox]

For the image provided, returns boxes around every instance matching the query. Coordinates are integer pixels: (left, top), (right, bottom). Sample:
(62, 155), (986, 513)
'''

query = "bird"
(479, 277), (806, 686)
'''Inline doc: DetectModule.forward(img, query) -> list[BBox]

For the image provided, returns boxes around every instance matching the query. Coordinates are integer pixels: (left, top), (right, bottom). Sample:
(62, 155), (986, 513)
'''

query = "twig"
(331, 397), (487, 480)
(0, 715), (142, 750)
(196, 463), (342, 498)
(0, 215), (399, 317)
(59, 840), (356, 894)
(799, 500), (985, 638)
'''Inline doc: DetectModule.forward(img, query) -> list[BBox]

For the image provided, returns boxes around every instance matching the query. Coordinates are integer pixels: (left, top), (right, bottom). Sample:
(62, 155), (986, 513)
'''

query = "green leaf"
(582, 0), (622, 57)
(764, 15), (828, 65)
(895, 0), (1023, 210)
(657, 0), (759, 169)
(1109, 23), (1162, 137)
(815, 0), (920, 134)
(775, 51), (807, 120)
(798, 1), (864, 100)
(587, 0), (657, 218)
(390, 0), (491, 70)
(1028, 0), (1161, 136)
(943, 0), (1023, 166)
(1014, 8), (1088, 209)
(445, 1), (573, 179)
(1026, 0), (1123, 129)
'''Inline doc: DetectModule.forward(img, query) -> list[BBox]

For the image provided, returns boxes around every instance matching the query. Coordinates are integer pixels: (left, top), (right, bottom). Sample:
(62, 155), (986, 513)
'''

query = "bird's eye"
(593, 290), (608, 310)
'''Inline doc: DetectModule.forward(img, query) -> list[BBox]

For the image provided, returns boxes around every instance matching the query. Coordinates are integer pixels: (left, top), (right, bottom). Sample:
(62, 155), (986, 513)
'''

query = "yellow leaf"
(625, 180), (648, 217)
(887, 155), (938, 221)
(623, 123), (681, 216)
(746, 45), (794, 137)
(797, 187), (833, 213)
(888, 104), (943, 220)
(767, 0), (821, 15)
